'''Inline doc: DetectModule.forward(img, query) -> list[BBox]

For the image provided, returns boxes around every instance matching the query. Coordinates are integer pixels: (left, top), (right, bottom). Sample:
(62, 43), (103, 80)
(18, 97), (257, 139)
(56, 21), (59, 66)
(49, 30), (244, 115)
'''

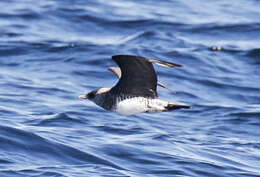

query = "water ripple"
(0, 125), (125, 171)
(1, 0), (260, 176)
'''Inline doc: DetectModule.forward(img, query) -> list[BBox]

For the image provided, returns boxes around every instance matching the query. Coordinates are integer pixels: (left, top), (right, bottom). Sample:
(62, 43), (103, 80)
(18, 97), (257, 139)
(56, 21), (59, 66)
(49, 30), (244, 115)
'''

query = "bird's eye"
(87, 92), (95, 99)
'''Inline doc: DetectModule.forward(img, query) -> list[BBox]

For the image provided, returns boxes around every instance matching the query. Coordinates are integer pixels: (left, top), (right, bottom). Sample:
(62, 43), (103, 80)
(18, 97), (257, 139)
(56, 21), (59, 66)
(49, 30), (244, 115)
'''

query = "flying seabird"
(79, 55), (190, 115)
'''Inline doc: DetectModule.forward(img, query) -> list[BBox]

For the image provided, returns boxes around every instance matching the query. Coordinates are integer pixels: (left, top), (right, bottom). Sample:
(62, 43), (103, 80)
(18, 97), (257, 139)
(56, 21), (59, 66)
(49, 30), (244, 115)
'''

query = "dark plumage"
(110, 55), (158, 98)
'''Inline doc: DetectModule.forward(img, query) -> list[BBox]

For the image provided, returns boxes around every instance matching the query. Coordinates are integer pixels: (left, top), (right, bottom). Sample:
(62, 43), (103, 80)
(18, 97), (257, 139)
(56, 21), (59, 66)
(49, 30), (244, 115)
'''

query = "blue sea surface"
(0, 0), (260, 176)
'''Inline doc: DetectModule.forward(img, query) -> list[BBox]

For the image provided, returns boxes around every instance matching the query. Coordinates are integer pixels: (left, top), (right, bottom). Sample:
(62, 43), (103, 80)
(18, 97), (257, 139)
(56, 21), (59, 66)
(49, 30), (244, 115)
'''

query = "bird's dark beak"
(78, 94), (88, 99)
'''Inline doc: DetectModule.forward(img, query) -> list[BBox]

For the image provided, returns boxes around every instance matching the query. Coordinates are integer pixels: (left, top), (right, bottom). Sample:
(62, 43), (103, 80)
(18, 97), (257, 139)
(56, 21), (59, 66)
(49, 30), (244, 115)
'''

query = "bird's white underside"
(114, 97), (170, 115)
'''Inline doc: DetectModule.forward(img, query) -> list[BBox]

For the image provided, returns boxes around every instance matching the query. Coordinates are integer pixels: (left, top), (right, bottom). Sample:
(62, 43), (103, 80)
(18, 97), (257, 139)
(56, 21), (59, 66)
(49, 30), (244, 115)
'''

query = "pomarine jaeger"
(79, 55), (190, 115)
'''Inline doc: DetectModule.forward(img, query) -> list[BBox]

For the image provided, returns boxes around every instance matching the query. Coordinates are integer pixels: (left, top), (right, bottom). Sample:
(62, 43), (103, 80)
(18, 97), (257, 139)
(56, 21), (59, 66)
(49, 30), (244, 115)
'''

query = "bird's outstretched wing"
(108, 66), (176, 93)
(148, 58), (182, 68)
(110, 55), (157, 98)
(108, 66), (122, 78)
(110, 55), (181, 98)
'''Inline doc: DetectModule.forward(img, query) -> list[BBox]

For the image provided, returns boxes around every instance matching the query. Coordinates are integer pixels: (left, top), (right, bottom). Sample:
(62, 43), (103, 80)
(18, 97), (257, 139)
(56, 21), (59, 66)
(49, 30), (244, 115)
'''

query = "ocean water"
(0, 0), (260, 176)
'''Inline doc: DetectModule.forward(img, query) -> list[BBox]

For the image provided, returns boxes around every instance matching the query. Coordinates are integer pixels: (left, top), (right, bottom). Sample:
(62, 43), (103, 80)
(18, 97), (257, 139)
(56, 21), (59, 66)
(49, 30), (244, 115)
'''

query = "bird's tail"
(165, 103), (191, 111)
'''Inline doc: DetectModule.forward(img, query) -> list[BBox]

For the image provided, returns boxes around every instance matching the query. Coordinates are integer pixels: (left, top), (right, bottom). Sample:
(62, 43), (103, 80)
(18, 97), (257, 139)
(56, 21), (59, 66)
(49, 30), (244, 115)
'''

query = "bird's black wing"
(110, 55), (158, 98)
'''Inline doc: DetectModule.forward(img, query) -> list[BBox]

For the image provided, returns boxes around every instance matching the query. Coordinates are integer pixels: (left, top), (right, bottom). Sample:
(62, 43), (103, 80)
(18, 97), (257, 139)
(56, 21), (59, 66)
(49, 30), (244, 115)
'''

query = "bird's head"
(78, 88), (111, 101)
